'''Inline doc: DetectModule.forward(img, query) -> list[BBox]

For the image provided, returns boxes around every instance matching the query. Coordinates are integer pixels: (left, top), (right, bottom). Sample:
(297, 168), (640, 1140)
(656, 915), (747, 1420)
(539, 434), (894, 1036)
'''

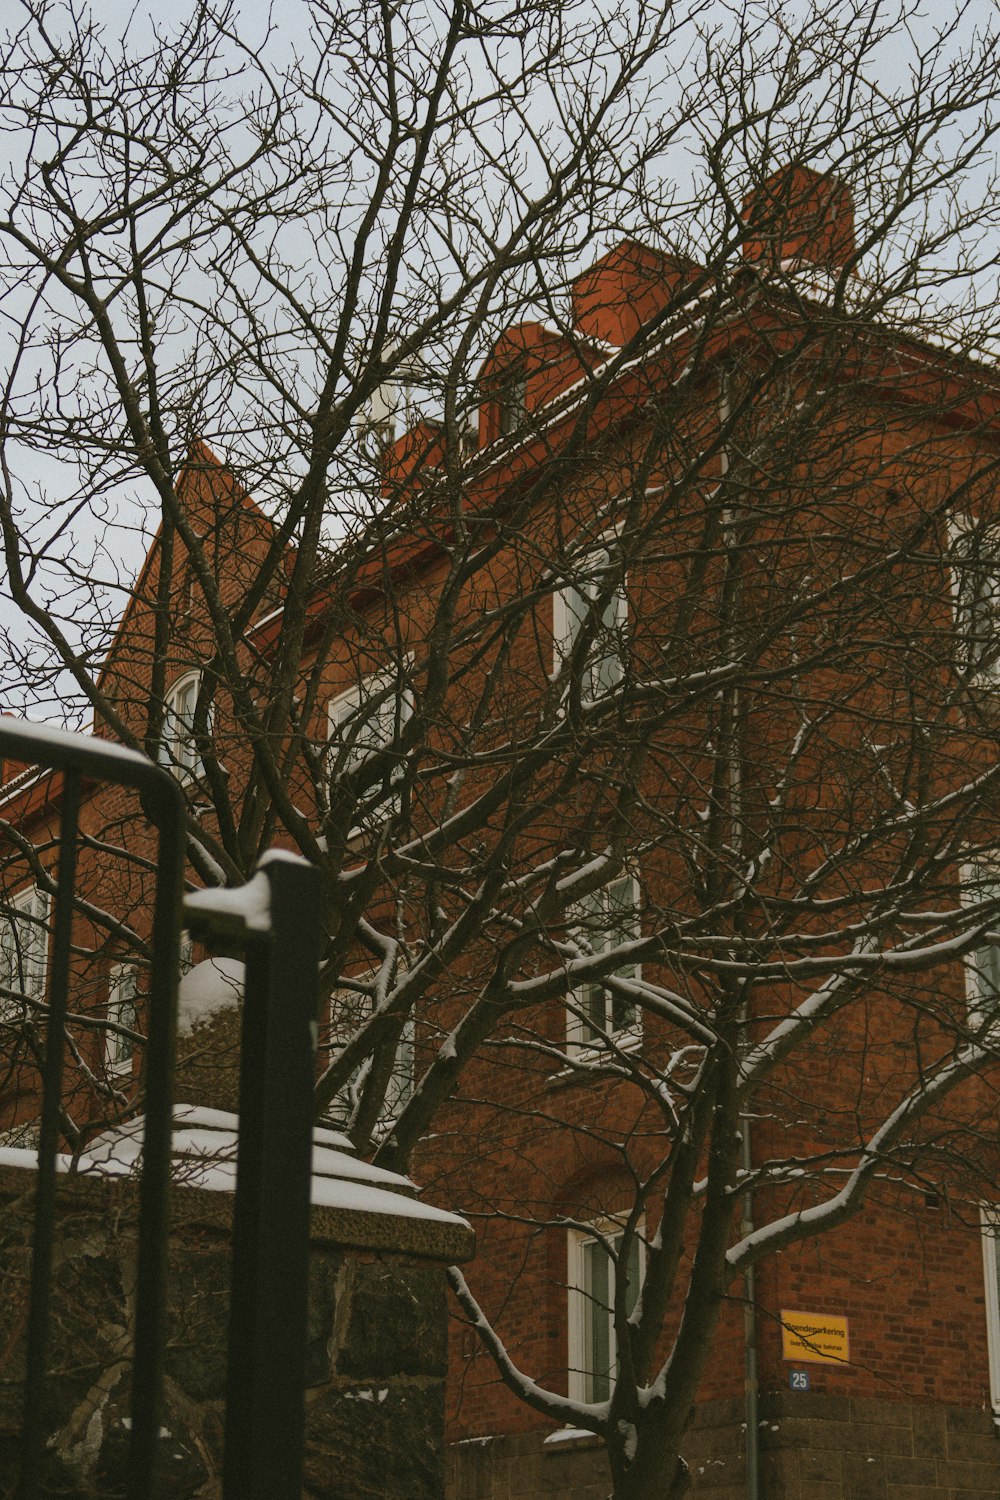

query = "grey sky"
(1, 0), (997, 720)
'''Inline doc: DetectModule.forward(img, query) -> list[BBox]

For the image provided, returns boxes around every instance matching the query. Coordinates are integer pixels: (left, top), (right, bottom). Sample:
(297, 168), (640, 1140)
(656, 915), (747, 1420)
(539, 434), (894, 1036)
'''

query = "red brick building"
(3, 164), (1000, 1498)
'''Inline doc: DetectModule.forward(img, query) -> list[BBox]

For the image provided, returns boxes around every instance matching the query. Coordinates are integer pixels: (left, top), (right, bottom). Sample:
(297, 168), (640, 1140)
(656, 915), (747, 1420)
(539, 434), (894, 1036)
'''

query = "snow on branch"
(727, 1043), (985, 1273)
(447, 1265), (606, 1433)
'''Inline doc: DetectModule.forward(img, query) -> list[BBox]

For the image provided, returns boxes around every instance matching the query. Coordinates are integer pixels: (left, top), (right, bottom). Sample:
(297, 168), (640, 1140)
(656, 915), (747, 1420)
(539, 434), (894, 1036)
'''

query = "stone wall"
(0, 1162), (469, 1499)
(446, 1428), (609, 1500)
(445, 1392), (1000, 1500)
(752, 1391), (1000, 1500)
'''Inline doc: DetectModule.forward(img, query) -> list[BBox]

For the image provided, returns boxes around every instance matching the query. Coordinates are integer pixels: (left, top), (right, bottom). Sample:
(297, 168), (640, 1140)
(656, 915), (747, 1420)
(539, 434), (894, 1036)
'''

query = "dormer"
(478, 322), (589, 448)
(741, 164), (855, 271)
(570, 240), (699, 347)
(381, 419), (446, 498)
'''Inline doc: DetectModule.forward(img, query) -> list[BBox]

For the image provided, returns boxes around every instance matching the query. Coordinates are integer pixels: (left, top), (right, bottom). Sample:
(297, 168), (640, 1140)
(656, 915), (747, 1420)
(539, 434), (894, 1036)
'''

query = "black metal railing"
(0, 719), (320, 1500)
(186, 853), (321, 1500)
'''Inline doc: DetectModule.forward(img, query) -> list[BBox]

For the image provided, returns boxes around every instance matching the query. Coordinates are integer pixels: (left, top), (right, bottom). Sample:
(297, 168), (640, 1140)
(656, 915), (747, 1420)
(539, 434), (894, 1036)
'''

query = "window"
(160, 671), (206, 776)
(553, 546), (628, 699)
(0, 886), (50, 1011)
(982, 1208), (1000, 1409)
(106, 964), (139, 1072)
(328, 668), (413, 826)
(178, 565), (198, 621)
(963, 864), (1000, 1031)
(568, 1219), (644, 1403)
(950, 521), (1000, 680)
(326, 986), (415, 1132)
(568, 875), (641, 1049)
(384, 1016), (415, 1119)
(499, 368), (528, 436)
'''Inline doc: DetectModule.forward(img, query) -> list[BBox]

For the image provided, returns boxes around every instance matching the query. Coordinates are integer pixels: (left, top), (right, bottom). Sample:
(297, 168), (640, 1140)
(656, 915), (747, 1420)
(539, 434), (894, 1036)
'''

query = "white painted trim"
(948, 516), (1000, 684)
(960, 861), (1000, 1033)
(551, 534), (628, 694)
(567, 1215), (645, 1405)
(327, 665), (414, 762)
(105, 962), (139, 1074)
(0, 885), (51, 1008)
(326, 983), (415, 1132)
(981, 1207), (1000, 1410)
(327, 663), (414, 836)
(160, 670), (211, 777)
(566, 873), (643, 1054)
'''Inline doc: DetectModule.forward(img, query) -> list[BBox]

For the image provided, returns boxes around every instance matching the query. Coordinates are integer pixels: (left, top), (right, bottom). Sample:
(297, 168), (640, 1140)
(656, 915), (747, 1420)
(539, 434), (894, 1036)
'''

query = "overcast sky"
(1, 0), (995, 720)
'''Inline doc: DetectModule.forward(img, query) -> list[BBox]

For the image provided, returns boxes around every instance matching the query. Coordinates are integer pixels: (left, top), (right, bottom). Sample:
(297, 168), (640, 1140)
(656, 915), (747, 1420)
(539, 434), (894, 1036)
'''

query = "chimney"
(742, 165), (854, 270)
(571, 241), (697, 347)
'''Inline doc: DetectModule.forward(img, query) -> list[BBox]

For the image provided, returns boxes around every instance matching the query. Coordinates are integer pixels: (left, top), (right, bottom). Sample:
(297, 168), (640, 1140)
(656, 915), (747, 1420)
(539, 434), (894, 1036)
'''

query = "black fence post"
(188, 852), (321, 1500)
(17, 769), (81, 1500)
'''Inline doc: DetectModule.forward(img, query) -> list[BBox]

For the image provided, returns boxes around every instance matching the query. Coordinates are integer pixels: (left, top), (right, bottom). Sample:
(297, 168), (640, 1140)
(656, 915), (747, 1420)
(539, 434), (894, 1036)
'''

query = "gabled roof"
(96, 440), (282, 694)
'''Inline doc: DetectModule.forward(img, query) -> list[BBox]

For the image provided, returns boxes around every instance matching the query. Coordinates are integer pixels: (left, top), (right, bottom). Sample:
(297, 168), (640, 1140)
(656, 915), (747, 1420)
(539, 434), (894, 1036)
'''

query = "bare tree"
(4, 1), (1000, 1495)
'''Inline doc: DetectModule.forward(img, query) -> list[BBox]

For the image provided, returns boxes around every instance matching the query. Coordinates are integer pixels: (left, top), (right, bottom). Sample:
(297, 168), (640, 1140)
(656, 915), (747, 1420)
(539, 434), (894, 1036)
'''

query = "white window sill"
(548, 1027), (643, 1085)
(568, 1024), (642, 1059)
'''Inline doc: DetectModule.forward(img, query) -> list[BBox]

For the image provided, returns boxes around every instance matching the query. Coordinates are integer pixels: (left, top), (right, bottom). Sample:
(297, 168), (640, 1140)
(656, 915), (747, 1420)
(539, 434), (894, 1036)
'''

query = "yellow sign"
(780, 1310), (850, 1365)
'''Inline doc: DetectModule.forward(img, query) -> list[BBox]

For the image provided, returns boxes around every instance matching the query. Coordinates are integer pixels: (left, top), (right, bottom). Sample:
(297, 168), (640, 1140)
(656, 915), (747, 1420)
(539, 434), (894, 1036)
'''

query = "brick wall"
(753, 1197), (995, 1409)
(446, 1394), (1000, 1500)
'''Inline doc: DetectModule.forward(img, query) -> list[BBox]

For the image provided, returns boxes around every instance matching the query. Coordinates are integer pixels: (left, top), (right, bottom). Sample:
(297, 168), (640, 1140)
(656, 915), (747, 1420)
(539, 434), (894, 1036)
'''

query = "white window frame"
(327, 666), (413, 828)
(950, 518), (1000, 682)
(981, 1207), (1000, 1410)
(567, 874), (642, 1052)
(160, 670), (208, 777)
(567, 1217), (645, 1405)
(962, 862), (1000, 1033)
(326, 985), (415, 1132)
(384, 1012), (415, 1120)
(0, 885), (50, 1012)
(552, 543), (628, 700)
(106, 963), (140, 1074)
(499, 367), (529, 436)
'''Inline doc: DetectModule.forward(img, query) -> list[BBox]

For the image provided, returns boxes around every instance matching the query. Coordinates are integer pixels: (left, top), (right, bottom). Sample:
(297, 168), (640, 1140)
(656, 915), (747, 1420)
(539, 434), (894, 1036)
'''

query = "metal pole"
(222, 926), (271, 1497)
(17, 769), (80, 1500)
(740, 1115), (760, 1500)
(127, 777), (186, 1499)
(222, 852), (321, 1500)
